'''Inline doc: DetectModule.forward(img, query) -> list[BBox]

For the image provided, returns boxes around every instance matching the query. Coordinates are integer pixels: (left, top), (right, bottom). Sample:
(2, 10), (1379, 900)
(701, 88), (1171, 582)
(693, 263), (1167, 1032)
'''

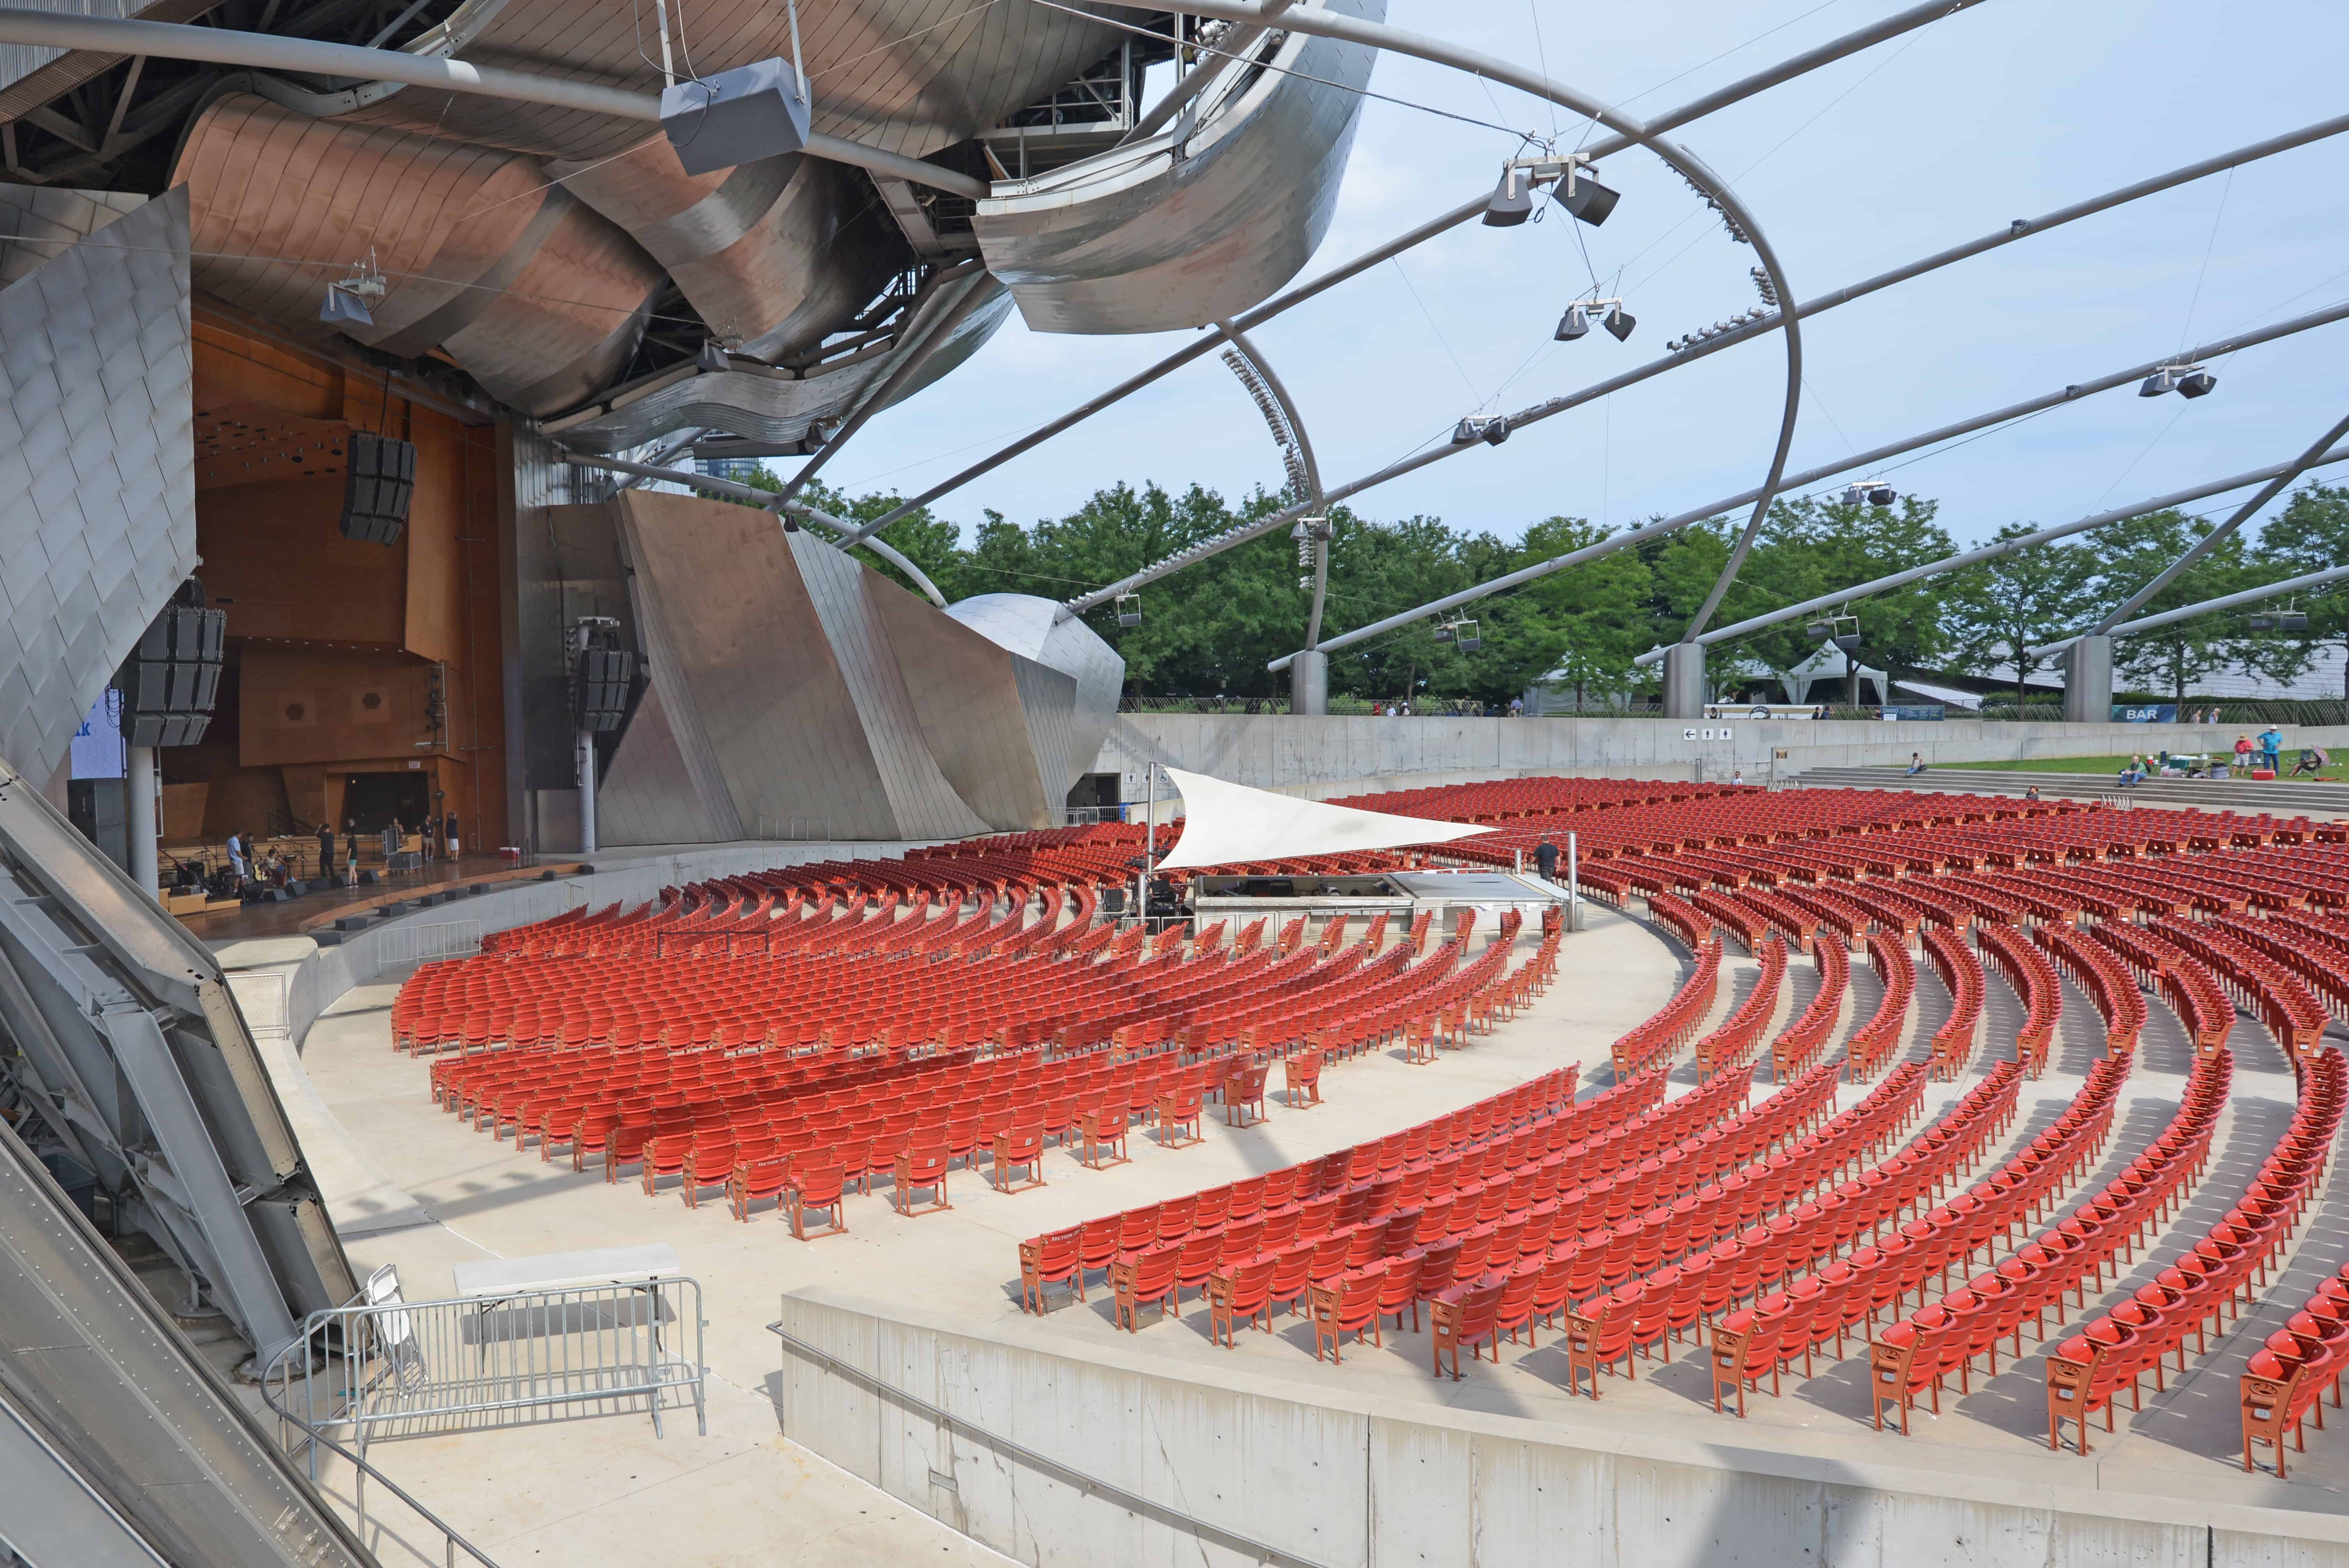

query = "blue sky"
(815, 0), (2349, 561)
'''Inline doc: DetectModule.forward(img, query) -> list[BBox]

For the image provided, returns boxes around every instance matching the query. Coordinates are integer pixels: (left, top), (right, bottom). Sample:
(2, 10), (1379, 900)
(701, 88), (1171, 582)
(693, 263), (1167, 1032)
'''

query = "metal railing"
(267, 1268), (707, 1484)
(255, 1385), (502, 1568)
(370, 919), (483, 969)
(770, 1322), (1326, 1568)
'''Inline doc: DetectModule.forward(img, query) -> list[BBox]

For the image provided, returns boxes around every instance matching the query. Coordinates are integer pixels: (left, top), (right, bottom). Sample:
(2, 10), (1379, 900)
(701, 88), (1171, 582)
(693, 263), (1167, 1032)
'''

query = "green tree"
(2252, 482), (2349, 698)
(1941, 523), (2097, 709)
(2092, 511), (2257, 705)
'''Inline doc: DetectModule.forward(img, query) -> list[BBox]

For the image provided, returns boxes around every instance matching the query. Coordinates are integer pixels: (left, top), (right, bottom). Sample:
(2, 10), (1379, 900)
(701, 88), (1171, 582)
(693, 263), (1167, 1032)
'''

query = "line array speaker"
(117, 599), (225, 747)
(574, 647), (637, 733)
(341, 432), (416, 545)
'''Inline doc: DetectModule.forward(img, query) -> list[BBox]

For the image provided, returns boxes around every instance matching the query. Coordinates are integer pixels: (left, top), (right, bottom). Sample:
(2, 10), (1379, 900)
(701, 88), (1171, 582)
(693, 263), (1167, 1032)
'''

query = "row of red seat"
(2157, 918), (2330, 1055)
(2242, 1241), (2349, 1477)
(1921, 925), (1984, 1081)
(1771, 936), (1850, 1082)
(2035, 922), (2147, 1053)
(1846, 931), (1915, 1083)
(1611, 939), (1721, 1081)
(1019, 1064), (1610, 1315)
(1560, 1060), (1998, 1400)
(2053, 1048), (2342, 1454)
(2086, 920), (2235, 1052)
(1863, 1049), (2153, 1431)
(1695, 935), (1786, 1080)
(1976, 922), (2060, 1077)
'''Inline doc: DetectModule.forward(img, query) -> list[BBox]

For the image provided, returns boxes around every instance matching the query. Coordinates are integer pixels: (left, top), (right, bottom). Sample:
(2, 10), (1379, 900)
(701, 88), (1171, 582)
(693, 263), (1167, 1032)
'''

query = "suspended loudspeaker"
(573, 646), (637, 733)
(117, 590), (225, 748)
(341, 432), (416, 545)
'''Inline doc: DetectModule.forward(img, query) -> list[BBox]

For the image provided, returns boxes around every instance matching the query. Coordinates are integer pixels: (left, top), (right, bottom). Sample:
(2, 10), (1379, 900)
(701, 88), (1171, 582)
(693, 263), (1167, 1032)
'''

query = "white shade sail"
(1151, 767), (1493, 872)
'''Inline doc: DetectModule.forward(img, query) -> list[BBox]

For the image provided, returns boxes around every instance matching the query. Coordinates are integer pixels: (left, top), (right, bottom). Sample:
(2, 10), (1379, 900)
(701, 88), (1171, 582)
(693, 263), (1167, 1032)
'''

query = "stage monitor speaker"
(573, 645), (637, 733)
(117, 599), (225, 747)
(341, 433), (416, 545)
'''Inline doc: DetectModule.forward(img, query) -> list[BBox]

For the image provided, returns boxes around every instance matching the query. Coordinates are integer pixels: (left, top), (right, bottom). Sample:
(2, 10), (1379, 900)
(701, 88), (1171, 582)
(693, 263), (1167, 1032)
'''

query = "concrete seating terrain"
(383, 781), (2349, 1481)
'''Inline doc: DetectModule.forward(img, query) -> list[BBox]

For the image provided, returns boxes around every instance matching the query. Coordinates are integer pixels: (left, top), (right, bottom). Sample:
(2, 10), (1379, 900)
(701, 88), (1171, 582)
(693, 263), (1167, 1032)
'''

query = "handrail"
(255, 1375), (501, 1568)
(769, 1322), (1328, 1568)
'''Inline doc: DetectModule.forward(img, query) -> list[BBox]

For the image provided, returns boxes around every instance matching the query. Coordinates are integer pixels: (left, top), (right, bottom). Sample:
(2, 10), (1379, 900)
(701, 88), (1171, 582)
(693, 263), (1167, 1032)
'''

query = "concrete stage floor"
(288, 900), (2349, 1563)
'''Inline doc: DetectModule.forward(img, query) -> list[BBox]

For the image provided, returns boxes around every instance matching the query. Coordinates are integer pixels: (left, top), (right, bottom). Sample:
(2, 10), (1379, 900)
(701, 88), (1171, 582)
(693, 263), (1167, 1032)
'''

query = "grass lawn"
(1931, 752), (2349, 782)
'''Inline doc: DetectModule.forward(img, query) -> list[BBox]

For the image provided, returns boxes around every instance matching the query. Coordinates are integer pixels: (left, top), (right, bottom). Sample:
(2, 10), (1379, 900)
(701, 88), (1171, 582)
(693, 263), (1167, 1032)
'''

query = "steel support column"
(576, 730), (599, 854)
(2062, 637), (2113, 723)
(1662, 644), (1707, 720)
(1289, 650), (1328, 716)
(125, 745), (156, 898)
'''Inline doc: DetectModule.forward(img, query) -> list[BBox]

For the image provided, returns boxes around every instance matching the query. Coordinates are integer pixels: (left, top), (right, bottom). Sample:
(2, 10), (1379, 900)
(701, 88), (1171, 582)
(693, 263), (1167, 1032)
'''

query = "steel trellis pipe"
(1256, 110), (2349, 665)
(781, 262), (990, 506)
(1060, 0), (1808, 630)
(1636, 441), (2349, 662)
(2096, 562), (2349, 642)
(2086, 406), (2349, 633)
(845, 0), (1985, 550)
(1269, 298), (2349, 670)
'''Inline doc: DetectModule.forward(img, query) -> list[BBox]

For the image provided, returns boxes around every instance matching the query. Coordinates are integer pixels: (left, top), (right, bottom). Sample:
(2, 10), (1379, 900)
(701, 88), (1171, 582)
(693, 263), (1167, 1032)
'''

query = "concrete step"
(1795, 766), (2349, 818)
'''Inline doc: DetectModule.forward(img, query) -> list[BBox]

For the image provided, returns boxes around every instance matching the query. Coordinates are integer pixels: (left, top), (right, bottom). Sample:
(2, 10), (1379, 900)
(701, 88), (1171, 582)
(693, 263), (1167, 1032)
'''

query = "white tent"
(1151, 767), (1493, 872)
(1775, 646), (1888, 706)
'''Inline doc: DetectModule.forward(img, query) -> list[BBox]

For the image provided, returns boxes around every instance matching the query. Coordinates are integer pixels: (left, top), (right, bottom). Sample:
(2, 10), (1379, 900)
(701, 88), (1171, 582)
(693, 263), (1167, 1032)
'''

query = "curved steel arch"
(1103, 0), (1805, 639)
(835, 0), (1980, 553)
(1218, 318), (1333, 647)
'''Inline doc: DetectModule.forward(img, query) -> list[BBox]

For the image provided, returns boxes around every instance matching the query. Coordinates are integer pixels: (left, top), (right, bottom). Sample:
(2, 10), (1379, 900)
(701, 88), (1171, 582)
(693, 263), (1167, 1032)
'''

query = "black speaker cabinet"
(340, 433), (416, 545)
(118, 604), (225, 747)
(573, 645), (637, 733)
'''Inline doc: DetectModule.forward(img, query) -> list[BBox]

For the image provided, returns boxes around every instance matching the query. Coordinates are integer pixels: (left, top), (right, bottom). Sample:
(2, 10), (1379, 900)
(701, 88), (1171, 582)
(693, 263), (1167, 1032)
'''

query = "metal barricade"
(374, 919), (483, 971)
(267, 1265), (707, 1483)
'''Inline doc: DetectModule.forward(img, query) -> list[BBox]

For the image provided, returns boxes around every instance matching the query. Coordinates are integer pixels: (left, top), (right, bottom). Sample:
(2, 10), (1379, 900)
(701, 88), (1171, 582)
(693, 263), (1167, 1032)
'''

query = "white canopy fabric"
(1151, 767), (1493, 872)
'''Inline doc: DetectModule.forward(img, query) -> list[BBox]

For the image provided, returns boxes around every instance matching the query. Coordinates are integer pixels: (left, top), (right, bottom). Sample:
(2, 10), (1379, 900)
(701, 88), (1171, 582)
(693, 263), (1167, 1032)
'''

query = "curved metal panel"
(548, 277), (1012, 451)
(604, 490), (991, 843)
(972, 0), (1384, 334)
(173, 93), (663, 415)
(549, 139), (901, 362)
(944, 592), (1123, 795)
(868, 580), (1062, 831)
(323, 0), (1123, 163)
(0, 185), (193, 789)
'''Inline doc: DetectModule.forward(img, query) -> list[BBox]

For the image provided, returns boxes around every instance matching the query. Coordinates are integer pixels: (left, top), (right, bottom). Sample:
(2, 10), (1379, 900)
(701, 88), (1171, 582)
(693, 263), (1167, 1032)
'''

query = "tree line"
(738, 469), (2349, 708)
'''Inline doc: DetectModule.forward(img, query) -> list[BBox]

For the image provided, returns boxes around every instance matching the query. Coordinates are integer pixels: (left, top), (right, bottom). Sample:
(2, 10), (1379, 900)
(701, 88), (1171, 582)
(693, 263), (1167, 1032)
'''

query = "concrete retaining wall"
(1098, 715), (2349, 803)
(776, 1293), (2349, 1568)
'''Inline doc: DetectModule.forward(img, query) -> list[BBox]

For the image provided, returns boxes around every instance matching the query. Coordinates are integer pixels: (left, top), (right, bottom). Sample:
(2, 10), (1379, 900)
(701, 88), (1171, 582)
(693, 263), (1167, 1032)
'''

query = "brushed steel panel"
(549, 275), (1011, 451)
(552, 140), (898, 363)
(612, 490), (904, 841)
(1009, 651), (1080, 809)
(789, 528), (990, 839)
(973, 0), (1383, 334)
(321, 0), (1121, 164)
(0, 185), (193, 789)
(593, 673), (734, 845)
(867, 572), (1053, 830)
(945, 592), (1123, 796)
(173, 94), (663, 416)
(0, 183), (141, 288)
